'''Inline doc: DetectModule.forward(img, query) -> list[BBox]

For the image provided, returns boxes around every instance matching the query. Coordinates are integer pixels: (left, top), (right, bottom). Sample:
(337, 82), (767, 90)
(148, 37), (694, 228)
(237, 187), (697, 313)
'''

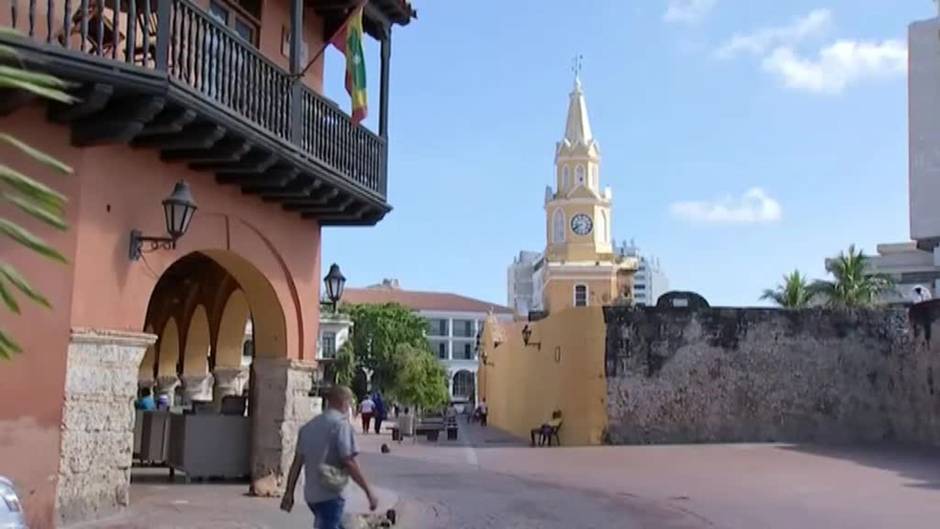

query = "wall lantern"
(323, 263), (346, 312)
(129, 180), (198, 261)
(521, 324), (541, 350)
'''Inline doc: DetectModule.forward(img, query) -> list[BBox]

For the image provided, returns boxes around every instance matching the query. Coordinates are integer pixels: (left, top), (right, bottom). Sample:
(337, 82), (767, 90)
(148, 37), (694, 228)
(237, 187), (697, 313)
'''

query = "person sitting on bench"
(530, 410), (563, 446)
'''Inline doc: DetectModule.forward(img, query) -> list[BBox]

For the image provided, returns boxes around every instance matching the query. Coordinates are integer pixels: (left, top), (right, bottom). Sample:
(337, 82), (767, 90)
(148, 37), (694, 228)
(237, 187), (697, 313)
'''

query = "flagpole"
(294, 0), (368, 79)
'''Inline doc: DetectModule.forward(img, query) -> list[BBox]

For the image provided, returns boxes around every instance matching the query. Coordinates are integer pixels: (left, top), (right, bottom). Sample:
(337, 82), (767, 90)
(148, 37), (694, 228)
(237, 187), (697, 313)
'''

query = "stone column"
(249, 357), (317, 496)
(56, 327), (156, 526)
(212, 367), (248, 409)
(155, 375), (180, 401)
(180, 373), (214, 404)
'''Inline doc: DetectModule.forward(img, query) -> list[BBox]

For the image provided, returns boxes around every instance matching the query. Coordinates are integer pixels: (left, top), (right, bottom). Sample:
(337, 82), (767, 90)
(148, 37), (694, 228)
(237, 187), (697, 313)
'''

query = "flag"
(330, 4), (367, 124)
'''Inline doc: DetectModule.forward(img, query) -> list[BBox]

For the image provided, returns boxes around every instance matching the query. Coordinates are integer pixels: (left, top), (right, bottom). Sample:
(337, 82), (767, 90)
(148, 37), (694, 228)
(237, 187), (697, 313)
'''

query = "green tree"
(343, 302), (430, 392)
(760, 270), (815, 308)
(811, 244), (893, 308)
(1, 32), (74, 358)
(390, 343), (449, 412)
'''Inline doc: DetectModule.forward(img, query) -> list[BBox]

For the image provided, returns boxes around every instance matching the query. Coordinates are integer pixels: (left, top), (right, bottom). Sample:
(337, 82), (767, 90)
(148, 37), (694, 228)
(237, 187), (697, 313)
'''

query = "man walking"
(281, 385), (378, 528)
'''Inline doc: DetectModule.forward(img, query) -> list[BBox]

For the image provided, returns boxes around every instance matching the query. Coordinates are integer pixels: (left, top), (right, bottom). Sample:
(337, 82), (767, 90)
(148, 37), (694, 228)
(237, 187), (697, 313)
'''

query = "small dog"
(380, 443), (390, 454)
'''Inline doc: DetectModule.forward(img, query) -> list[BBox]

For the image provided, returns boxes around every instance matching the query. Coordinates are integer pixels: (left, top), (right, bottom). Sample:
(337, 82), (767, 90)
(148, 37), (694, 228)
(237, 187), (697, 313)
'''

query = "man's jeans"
(309, 497), (345, 529)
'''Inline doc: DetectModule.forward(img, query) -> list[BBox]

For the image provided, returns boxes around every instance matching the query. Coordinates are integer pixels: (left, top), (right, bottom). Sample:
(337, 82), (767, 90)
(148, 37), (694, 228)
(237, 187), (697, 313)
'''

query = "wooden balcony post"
(289, 0), (303, 145)
(155, 0), (171, 70)
(379, 27), (391, 140)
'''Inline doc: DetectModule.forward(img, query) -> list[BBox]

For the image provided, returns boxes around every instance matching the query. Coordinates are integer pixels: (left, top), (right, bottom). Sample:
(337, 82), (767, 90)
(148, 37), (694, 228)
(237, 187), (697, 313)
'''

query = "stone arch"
(157, 318), (180, 377)
(183, 305), (211, 376)
(216, 289), (251, 369)
(202, 249), (286, 359)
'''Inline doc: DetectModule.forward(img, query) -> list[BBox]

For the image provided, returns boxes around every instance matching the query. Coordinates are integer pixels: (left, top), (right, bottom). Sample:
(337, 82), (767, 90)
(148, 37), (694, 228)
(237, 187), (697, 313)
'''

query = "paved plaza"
(70, 422), (940, 528)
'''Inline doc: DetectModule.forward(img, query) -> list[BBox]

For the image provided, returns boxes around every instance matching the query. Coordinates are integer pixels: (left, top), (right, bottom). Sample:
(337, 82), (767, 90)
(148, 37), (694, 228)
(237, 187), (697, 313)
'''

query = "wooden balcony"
(0, 0), (395, 225)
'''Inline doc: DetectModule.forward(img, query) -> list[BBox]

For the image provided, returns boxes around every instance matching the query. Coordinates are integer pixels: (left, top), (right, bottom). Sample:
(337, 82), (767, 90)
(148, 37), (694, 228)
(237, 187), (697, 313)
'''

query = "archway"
(453, 370), (476, 402)
(137, 250), (315, 495)
(181, 305), (211, 403)
(155, 318), (180, 397)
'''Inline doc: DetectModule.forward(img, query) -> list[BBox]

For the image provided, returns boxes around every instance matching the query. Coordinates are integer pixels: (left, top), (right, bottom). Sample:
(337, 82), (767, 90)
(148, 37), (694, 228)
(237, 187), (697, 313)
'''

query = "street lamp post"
(323, 263), (346, 313)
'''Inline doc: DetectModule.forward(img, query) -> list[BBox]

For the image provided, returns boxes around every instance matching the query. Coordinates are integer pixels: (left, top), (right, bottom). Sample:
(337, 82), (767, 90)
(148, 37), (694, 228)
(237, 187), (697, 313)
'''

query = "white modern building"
(860, 14), (940, 304)
(344, 279), (514, 403)
(617, 240), (670, 306)
(507, 251), (543, 314)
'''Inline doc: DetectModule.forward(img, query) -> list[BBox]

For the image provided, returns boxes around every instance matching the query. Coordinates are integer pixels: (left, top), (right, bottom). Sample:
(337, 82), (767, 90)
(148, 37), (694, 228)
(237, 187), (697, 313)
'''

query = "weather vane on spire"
(571, 54), (583, 80)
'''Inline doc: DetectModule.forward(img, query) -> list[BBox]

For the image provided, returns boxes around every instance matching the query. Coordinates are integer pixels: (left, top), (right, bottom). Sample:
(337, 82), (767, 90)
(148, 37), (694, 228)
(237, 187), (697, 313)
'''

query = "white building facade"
(617, 240), (670, 306)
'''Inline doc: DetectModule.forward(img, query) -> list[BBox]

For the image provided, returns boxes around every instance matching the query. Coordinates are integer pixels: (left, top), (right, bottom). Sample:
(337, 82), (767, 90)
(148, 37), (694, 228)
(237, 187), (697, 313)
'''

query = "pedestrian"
(373, 392), (386, 434)
(281, 385), (378, 528)
(135, 388), (156, 411)
(359, 395), (375, 434)
(478, 399), (488, 427)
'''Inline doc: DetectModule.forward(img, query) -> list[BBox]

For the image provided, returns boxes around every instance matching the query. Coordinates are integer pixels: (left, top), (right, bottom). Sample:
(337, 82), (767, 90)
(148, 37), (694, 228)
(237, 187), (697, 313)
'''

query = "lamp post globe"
(163, 180), (198, 239)
(324, 263), (346, 310)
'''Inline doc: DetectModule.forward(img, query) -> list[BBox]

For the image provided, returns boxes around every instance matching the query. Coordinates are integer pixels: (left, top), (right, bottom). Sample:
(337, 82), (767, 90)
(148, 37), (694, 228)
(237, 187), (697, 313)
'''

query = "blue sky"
(320, 0), (930, 307)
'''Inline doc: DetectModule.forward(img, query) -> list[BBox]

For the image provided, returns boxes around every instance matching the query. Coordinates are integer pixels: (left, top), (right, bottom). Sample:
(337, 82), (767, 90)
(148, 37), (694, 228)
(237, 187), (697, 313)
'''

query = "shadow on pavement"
(778, 443), (940, 490)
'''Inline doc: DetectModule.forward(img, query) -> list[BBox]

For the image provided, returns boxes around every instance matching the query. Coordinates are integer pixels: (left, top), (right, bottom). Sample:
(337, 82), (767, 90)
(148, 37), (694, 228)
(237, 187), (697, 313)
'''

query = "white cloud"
(670, 188), (782, 224)
(664, 0), (717, 24)
(716, 9), (831, 58)
(762, 39), (907, 94)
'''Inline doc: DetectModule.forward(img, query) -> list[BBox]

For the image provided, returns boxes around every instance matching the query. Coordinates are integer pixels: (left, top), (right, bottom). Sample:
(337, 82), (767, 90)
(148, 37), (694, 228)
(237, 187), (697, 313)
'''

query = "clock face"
(570, 214), (593, 236)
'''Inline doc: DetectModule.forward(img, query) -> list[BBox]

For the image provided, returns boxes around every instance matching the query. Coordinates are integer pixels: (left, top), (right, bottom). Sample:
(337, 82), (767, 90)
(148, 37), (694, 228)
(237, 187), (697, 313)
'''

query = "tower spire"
(563, 56), (593, 146)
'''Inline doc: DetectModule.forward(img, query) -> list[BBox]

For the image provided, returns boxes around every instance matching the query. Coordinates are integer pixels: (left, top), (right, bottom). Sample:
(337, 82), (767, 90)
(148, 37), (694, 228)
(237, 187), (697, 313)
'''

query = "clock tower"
(540, 74), (637, 312)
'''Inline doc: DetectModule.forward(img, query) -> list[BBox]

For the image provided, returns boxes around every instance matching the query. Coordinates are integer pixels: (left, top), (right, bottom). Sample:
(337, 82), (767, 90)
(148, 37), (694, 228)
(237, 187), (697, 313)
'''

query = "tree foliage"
(760, 270), (815, 308)
(342, 302), (430, 392)
(812, 245), (893, 308)
(1, 33), (73, 359)
(390, 343), (449, 412)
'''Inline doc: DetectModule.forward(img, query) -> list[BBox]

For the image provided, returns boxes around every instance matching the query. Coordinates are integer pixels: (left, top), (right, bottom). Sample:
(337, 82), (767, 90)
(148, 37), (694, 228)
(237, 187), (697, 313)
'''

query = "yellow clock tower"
(541, 75), (637, 312)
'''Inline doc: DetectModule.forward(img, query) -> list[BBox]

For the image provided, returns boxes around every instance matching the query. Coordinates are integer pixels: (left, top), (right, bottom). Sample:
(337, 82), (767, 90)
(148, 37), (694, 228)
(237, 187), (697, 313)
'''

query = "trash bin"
(447, 427), (458, 441)
(392, 428), (402, 442)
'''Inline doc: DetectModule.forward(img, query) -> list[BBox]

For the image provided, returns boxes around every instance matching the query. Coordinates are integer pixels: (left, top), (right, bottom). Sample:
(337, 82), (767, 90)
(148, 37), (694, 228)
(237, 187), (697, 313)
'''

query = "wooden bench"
(415, 423), (444, 442)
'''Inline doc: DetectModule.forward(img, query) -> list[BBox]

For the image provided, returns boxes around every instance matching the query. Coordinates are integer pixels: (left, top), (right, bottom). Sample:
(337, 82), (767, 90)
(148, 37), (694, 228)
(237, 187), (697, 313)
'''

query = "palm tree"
(811, 244), (893, 308)
(761, 270), (815, 308)
(1, 30), (74, 358)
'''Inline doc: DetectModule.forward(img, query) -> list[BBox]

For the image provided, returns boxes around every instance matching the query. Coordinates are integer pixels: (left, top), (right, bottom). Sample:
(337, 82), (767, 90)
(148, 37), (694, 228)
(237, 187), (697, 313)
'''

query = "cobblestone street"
(68, 422), (940, 528)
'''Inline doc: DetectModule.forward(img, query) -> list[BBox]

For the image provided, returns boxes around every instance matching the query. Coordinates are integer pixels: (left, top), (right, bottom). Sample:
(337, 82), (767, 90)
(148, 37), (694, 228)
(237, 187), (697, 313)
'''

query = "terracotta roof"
(343, 287), (514, 314)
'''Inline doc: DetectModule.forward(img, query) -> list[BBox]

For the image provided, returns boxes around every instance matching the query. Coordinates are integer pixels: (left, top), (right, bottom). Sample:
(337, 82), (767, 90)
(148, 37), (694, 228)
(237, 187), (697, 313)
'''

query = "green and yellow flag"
(330, 3), (367, 124)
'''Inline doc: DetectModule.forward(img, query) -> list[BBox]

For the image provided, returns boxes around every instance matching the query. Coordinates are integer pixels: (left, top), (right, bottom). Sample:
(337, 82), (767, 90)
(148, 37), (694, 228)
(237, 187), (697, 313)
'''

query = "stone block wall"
(249, 358), (318, 496)
(604, 302), (940, 445)
(56, 328), (155, 526)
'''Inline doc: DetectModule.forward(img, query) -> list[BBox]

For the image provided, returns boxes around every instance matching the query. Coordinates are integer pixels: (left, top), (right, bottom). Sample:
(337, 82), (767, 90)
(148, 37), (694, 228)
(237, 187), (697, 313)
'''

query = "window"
(454, 341), (474, 360)
(320, 332), (336, 359)
(574, 285), (588, 307)
(208, 0), (258, 45)
(437, 341), (448, 359)
(561, 165), (570, 190)
(634, 284), (647, 291)
(427, 318), (449, 337)
(552, 209), (565, 243)
(453, 319), (474, 338)
(575, 165), (585, 185)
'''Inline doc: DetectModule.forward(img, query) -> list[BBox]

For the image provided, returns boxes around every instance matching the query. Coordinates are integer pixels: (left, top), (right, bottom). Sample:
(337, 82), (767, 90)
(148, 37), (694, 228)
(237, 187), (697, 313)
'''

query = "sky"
(320, 0), (932, 308)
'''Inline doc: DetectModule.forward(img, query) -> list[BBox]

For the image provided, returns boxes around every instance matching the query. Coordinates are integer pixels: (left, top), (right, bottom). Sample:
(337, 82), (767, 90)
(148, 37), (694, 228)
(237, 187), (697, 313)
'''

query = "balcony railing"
(2, 0), (387, 198)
